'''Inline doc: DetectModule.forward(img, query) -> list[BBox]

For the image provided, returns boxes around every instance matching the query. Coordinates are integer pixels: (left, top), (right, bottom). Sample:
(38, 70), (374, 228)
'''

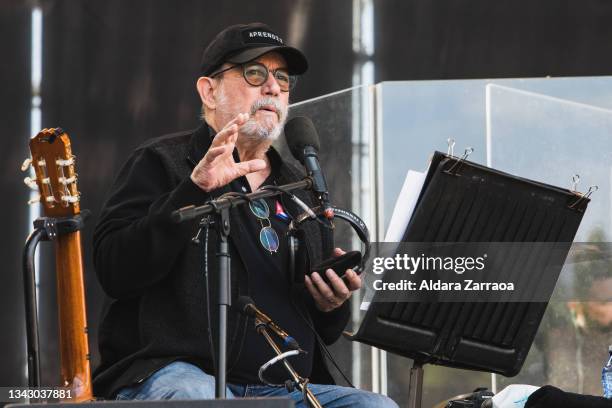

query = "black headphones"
(256, 184), (371, 278)
(289, 205), (371, 276)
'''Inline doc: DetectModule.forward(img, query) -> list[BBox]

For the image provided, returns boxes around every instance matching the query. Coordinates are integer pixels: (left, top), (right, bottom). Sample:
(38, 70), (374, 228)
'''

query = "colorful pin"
(274, 200), (290, 222)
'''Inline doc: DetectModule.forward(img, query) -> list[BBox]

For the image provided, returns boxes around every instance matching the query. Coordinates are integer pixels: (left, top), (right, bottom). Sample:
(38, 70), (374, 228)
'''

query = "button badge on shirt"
(274, 200), (290, 222)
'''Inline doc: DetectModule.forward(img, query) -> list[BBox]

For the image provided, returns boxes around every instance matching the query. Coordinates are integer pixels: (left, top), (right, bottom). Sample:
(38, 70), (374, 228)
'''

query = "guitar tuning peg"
(58, 176), (76, 185)
(28, 194), (41, 205)
(21, 158), (32, 171)
(23, 177), (39, 190)
(56, 157), (75, 166)
(61, 194), (80, 204)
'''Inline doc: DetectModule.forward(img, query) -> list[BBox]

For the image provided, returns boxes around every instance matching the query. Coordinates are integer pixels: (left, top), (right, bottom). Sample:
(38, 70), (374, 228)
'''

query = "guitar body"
(27, 128), (93, 402)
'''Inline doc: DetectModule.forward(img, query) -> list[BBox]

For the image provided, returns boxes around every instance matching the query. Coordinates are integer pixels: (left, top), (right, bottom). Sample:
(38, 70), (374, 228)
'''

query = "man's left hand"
(305, 247), (362, 312)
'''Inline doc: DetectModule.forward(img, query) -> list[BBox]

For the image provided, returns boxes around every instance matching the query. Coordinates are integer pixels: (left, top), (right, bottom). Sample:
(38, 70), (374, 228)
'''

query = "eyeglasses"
(210, 61), (297, 92)
(249, 199), (280, 253)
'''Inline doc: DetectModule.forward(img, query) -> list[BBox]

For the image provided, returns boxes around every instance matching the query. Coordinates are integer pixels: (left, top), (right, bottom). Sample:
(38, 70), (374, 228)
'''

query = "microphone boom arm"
(171, 179), (313, 223)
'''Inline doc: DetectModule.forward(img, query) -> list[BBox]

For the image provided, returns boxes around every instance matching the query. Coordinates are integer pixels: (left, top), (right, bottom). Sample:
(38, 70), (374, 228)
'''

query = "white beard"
(240, 111), (285, 142)
(215, 88), (287, 143)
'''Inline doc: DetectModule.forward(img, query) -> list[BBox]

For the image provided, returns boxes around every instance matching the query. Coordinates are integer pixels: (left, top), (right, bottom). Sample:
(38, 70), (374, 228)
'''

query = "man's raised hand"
(190, 113), (266, 192)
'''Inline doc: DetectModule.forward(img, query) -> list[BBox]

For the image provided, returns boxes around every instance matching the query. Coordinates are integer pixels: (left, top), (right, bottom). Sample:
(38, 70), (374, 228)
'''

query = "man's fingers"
(325, 269), (350, 299)
(204, 145), (231, 163)
(231, 112), (250, 127)
(210, 112), (247, 148)
(210, 124), (238, 148)
(210, 111), (253, 149)
(310, 272), (336, 303)
(333, 247), (346, 257)
(222, 112), (249, 130)
(236, 159), (266, 176)
(305, 275), (326, 305)
(218, 112), (249, 137)
(344, 269), (362, 291)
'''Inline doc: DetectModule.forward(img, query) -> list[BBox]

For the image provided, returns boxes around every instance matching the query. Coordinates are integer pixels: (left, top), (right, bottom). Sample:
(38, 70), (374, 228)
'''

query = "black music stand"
(346, 152), (590, 408)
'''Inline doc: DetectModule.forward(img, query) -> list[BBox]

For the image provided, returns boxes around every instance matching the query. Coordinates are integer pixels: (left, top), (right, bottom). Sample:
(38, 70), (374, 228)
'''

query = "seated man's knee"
(349, 390), (399, 408)
(117, 361), (220, 400)
(312, 385), (398, 408)
(369, 394), (399, 408)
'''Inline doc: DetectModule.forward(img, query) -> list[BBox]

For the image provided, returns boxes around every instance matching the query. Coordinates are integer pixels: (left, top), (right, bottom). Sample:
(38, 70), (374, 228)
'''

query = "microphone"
(236, 296), (301, 350)
(285, 117), (333, 219)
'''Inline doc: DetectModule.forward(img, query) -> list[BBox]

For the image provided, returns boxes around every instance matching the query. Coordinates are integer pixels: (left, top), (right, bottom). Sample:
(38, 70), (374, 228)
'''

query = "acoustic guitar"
(24, 128), (93, 402)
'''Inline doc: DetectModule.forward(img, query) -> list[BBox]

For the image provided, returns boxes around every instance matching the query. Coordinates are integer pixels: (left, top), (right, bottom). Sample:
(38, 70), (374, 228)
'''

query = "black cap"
(199, 23), (308, 77)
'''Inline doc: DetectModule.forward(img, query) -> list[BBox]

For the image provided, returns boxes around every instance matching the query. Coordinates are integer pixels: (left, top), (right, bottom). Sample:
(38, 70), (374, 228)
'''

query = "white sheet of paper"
(360, 169), (427, 311)
(384, 170), (427, 242)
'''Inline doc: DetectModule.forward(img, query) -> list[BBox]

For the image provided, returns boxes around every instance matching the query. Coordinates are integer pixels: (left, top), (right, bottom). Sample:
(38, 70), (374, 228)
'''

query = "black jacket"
(92, 124), (349, 399)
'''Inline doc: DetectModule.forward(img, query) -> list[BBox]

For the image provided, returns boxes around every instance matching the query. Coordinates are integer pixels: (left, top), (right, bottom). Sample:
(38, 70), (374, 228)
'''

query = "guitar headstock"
(23, 128), (81, 217)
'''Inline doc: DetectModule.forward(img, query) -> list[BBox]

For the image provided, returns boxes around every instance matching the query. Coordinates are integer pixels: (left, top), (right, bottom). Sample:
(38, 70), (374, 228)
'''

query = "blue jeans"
(116, 361), (398, 408)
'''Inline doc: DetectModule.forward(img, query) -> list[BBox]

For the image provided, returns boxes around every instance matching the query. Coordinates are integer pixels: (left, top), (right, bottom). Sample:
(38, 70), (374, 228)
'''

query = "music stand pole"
(407, 360), (424, 408)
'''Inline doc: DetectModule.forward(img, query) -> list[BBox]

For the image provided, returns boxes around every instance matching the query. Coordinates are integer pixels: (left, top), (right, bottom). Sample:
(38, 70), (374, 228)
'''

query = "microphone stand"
(254, 318), (323, 408)
(171, 178), (312, 399)
(172, 179), (312, 224)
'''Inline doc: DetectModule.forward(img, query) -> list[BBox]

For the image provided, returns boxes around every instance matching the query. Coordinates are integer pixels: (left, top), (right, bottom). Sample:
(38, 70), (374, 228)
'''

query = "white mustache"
(249, 97), (286, 121)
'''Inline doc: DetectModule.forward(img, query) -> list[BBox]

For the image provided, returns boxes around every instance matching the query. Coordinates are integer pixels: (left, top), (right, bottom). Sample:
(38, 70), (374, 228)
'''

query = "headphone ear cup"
(288, 205), (371, 275)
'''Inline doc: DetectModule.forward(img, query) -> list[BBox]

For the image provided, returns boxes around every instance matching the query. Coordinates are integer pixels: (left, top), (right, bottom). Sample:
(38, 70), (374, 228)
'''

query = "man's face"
(569, 277), (612, 331)
(213, 52), (290, 142)
(584, 277), (612, 329)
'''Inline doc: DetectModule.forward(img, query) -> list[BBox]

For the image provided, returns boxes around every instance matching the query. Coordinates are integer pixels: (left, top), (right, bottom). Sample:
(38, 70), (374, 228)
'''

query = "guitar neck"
(55, 230), (93, 402)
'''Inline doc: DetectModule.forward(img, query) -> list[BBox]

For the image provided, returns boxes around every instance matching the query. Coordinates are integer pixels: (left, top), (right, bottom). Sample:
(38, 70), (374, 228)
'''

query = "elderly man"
(92, 22), (397, 408)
